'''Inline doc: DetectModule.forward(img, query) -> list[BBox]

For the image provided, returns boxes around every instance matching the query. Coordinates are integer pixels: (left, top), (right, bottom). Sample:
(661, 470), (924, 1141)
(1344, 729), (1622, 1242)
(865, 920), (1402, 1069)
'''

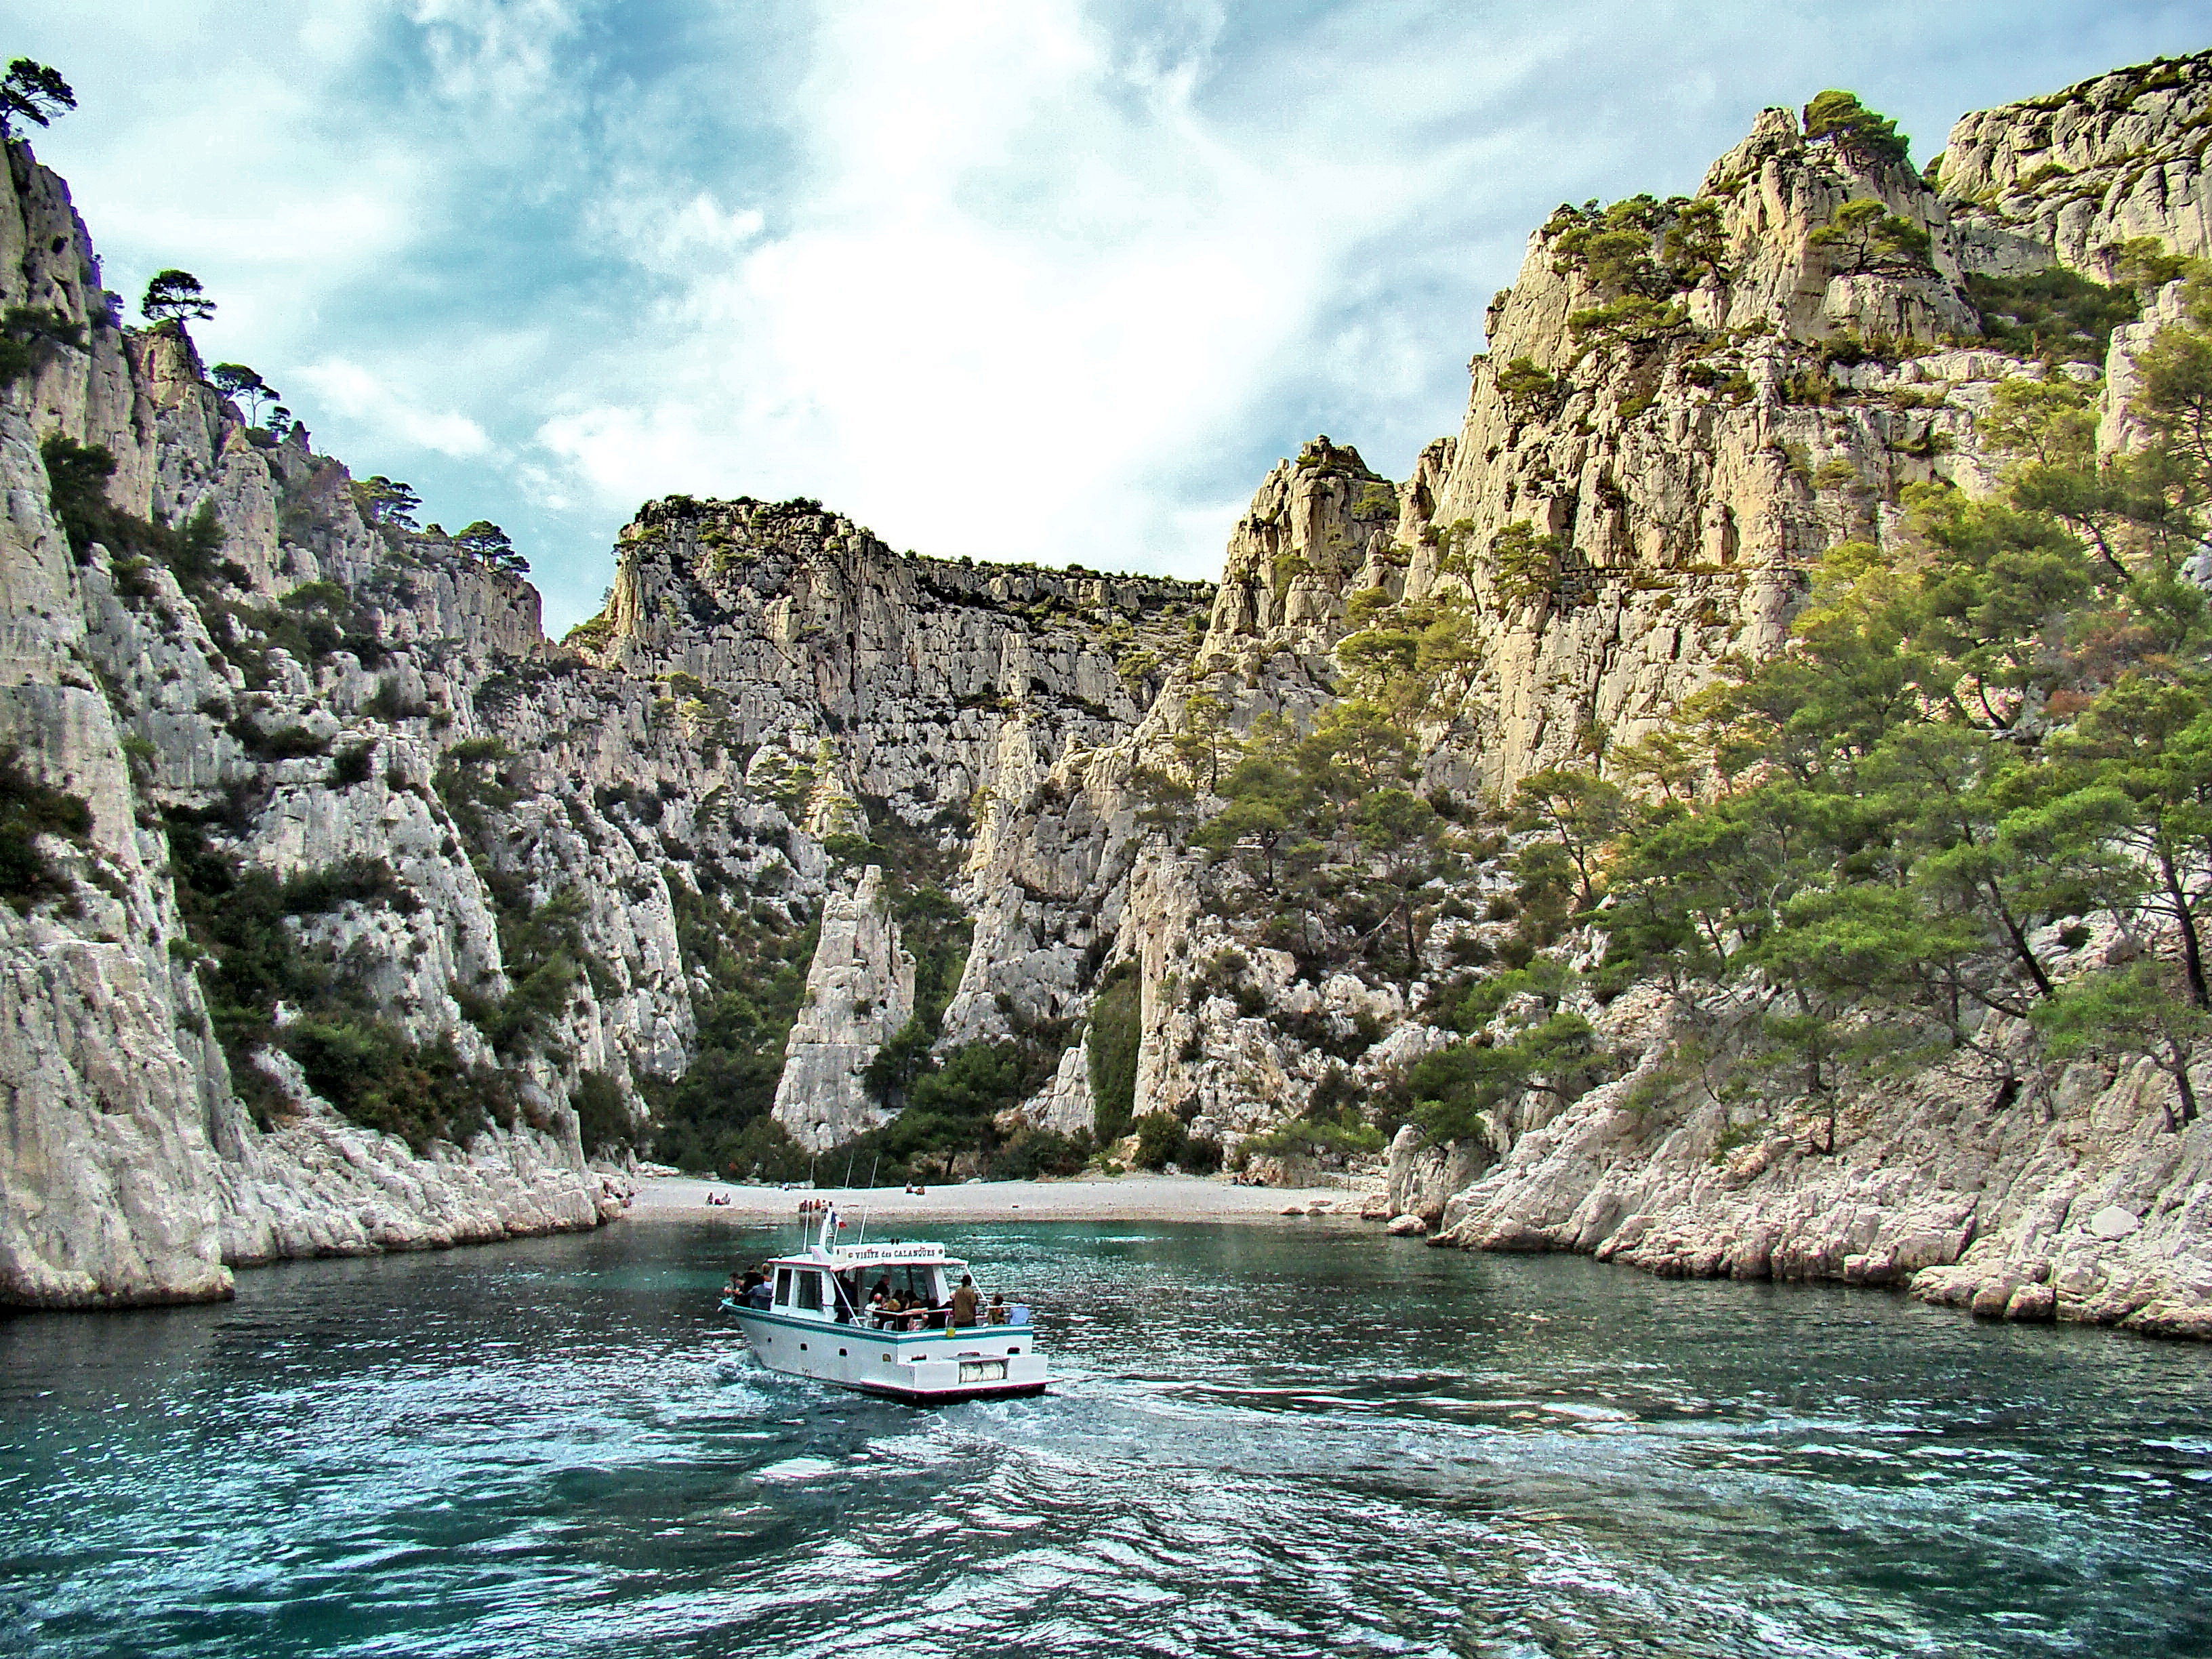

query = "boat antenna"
(842, 1150), (856, 1191)
(865, 1153), (879, 1192)
(855, 1207), (869, 1246)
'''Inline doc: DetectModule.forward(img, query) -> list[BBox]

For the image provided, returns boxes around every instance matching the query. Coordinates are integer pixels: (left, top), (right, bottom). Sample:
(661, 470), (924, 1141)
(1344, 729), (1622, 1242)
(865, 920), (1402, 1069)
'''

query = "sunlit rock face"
(773, 866), (916, 1153)
(1938, 49), (2212, 276)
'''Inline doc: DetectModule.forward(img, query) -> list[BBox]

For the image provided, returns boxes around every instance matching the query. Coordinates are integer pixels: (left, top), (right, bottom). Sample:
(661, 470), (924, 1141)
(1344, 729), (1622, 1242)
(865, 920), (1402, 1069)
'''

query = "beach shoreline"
(624, 1174), (1378, 1226)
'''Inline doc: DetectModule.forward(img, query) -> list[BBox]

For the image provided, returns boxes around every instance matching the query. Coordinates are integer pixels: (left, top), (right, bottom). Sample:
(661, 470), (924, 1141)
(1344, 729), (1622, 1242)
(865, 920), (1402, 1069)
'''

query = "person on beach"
(949, 1274), (979, 1328)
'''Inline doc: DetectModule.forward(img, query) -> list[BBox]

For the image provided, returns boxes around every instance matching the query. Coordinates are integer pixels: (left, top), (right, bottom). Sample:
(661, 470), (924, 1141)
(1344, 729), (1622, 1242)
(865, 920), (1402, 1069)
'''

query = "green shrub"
(1240, 1115), (1382, 1160)
(1131, 1111), (1187, 1170)
(365, 678), (428, 720)
(1494, 356), (1559, 413)
(329, 743), (375, 788)
(1353, 480), (1399, 518)
(0, 745), (91, 912)
(226, 717), (329, 761)
(572, 1068), (632, 1158)
(40, 435), (117, 563)
(1124, 1113), (1219, 1172)
(0, 306), (83, 390)
(284, 1017), (512, 1154)
(1088, 961), (1141, 1143)
(279, 857), (414, 916)
(987, 1126), (1094, 1179)
(480, 887), (589, 1058)
(279, 579), (348, 612)
(1966, 267), (2139, 361)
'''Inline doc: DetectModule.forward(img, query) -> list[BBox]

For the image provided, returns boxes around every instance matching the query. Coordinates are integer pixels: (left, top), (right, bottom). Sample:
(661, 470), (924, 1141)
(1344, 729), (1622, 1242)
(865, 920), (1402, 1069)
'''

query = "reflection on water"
(3, 1218), (2211, 1658)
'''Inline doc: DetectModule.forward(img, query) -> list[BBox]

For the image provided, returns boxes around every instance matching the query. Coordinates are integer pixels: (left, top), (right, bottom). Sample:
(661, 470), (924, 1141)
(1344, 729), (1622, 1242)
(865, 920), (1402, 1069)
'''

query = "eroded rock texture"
(12, 50), (2212, 1339)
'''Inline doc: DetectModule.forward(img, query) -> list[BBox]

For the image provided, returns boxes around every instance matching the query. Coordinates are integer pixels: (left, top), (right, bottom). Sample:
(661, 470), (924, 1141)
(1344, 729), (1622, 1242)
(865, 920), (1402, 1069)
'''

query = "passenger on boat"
(745, 1272), (773, 1309)
(949, 1275), (979, 1328)
(985, 1293), (1008, 1324)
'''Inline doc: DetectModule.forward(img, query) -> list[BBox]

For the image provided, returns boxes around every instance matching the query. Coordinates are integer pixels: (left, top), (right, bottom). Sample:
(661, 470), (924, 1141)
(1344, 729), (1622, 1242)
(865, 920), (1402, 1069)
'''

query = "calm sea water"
(3, 1218), (2210, 1658)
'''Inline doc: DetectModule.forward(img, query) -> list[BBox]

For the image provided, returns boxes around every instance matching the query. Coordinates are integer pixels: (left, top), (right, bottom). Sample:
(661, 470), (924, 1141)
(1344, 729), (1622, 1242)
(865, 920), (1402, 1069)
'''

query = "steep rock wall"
(1940, 49), (2212, 276)
(12, 48), (2212, 1338)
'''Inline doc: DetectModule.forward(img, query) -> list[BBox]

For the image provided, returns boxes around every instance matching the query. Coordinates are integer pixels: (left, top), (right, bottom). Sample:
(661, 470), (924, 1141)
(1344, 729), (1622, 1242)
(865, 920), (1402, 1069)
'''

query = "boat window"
(899, 1266), (942, 1305)
(774, 1268), (792, 1307)
(796, 1271), (823, 1313)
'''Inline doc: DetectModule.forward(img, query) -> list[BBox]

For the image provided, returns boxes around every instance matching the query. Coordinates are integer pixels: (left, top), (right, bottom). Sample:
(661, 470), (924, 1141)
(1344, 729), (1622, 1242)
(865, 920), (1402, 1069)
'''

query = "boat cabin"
(731, 1226), (1048, 1401)
(769, 1254), (951, 1324)
(760, 1240), (1011, 1332)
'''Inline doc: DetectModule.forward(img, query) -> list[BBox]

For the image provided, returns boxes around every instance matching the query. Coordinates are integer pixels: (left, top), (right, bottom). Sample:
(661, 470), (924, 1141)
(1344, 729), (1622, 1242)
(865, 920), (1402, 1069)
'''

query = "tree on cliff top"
(1803, 90), (1912, 172)
(455, 519), (529, 575)
(354, 476), (421, 529)
(210, 363), (275, 426)
(142, 270), (214, 326)
(0, 60), (74, 140)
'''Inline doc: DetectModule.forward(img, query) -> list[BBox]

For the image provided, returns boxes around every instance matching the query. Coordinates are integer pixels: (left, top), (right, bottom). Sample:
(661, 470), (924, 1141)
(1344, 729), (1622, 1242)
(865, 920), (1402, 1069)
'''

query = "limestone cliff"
(1939, 49), (2212, 276)
(13, 49), (2212, 1344)
(0, 131), (1211, 1303)
(974, 53), (2212, 1341)
(772, 866), (916, 1152)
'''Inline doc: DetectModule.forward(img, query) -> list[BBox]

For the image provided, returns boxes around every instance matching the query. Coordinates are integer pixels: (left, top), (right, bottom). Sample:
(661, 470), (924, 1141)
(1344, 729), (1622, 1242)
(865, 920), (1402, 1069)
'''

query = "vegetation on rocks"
(1555, 270), (2212, 1139)
(1801, 89), (1912, 172)
(642, 878), (817, 1180)
(1088, 961), (1142, 1143)
(0, 306), (82, 389)
(1966, 267), (2142, 362)
(159, 806), (508, 1149)
(0, 747), (91, 912)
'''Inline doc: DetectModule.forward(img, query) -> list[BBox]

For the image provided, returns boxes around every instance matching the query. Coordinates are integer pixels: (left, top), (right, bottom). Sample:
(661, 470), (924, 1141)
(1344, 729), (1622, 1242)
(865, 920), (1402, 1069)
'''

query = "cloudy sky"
(17, 2), (2207, 630)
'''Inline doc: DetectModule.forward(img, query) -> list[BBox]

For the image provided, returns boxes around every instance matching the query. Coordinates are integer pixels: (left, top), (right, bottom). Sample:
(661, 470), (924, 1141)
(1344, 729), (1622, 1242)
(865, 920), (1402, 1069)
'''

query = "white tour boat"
(722, 1208), (1051, 1403)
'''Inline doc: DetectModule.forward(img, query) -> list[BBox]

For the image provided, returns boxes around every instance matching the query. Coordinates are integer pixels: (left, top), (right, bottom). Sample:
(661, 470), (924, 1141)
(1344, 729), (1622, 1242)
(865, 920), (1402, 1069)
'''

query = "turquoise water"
(3, 1219), (2211, 1658)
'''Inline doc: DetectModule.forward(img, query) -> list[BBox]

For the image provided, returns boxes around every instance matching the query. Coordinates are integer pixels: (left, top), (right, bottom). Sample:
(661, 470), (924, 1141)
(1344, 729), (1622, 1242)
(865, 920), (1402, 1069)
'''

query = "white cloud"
(294, 358), (495, 458)
(526, 0), (1439, 573)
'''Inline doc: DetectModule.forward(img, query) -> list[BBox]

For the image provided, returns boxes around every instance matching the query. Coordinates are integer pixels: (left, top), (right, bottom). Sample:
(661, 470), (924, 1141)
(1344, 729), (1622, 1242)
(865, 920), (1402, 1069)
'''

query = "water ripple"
(3, 1222), (2211, 1657)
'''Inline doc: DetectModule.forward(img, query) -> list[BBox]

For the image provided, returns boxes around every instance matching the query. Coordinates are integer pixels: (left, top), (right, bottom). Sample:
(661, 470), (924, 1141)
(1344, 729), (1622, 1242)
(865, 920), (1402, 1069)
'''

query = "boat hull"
(729, 1307), (1051, 1403)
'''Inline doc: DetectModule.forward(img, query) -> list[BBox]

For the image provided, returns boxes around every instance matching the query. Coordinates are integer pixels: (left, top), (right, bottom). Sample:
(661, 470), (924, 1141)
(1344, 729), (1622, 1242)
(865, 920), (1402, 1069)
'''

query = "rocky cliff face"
(773, 865), (915, 1152)
(977, 53), (2212, 1340)
(0, 132), (1212, 1304)
(1940, 49), (2212, 276)
(12, 51), (2212, 1337)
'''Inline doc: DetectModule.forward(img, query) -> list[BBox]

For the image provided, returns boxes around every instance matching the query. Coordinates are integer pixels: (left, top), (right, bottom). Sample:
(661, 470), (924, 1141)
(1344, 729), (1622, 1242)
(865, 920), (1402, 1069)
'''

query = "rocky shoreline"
(1384, 989), (2212, 1340)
